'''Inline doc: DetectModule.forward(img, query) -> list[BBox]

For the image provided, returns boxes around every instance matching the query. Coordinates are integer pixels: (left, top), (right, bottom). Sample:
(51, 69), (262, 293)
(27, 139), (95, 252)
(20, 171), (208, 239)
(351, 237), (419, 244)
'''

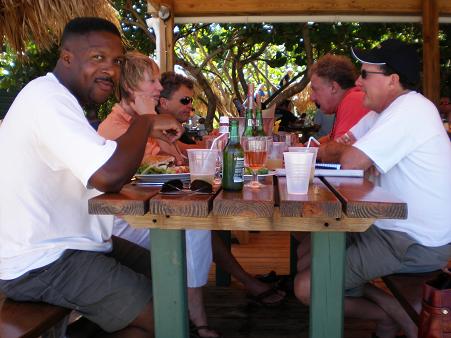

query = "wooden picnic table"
(89, 175), (407, 338)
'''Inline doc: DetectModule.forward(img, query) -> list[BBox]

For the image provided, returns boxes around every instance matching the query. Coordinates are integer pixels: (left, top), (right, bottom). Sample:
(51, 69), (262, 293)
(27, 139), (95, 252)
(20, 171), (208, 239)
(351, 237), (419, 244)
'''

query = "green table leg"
(149, 229), (189, 338)
(310, 232), (346, 338)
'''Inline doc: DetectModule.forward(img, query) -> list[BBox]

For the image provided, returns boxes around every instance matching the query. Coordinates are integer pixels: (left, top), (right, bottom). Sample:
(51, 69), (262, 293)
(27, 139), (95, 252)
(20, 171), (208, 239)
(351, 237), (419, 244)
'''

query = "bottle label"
(233, 157), (244, 183)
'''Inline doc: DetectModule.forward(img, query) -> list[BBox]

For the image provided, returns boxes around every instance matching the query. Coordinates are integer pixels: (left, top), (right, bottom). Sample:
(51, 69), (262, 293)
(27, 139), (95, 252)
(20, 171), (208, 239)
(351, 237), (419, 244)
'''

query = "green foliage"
(0, 43), (58, 91)
(1, 0), (450, 122)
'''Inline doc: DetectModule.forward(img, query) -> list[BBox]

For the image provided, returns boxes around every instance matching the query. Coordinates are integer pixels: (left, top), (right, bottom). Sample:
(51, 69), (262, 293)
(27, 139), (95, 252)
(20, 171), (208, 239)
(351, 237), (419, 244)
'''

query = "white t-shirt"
(0, 73), (117, 280)
(351, 91), (451, 247)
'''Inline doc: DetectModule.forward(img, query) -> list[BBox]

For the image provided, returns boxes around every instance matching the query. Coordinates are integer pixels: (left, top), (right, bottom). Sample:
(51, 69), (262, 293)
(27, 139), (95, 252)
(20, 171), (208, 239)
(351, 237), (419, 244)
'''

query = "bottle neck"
(255, 110), (263, 124)
(229, 122), (240, 144)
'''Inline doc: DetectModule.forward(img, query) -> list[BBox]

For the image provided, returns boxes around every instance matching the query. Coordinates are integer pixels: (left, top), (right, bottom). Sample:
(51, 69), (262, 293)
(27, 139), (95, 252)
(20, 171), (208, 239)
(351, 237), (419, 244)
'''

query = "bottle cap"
(219, 116), (229, 124)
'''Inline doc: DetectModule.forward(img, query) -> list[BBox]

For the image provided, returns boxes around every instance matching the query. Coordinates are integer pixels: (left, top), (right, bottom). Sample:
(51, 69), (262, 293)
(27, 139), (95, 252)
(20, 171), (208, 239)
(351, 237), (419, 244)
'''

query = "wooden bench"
(0, 292), (70, 338)
(382, 270), (441, 325)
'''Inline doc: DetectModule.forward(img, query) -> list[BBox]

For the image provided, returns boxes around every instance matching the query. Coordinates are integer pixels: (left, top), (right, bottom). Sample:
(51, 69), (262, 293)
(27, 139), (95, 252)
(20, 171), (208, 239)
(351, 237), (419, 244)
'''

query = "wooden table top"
(89, 176), (407, 233)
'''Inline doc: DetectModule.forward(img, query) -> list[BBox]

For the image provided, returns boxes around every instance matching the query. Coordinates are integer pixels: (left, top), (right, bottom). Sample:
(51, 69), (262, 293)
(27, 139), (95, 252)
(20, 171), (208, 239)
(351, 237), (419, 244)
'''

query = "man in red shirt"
(309, 54), (370, 142)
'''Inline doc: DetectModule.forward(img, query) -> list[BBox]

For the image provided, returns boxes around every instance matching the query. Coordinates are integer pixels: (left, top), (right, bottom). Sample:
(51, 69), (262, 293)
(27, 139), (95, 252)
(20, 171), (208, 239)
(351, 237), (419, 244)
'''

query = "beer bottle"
(243, 84), (254, 136)
(222, 120), (244, 191)
(254, 94), (265, 136)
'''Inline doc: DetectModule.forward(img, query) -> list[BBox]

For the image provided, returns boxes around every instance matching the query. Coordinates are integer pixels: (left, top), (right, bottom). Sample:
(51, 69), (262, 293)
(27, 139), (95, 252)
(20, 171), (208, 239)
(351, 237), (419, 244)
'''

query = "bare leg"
(294, 270), (399, 338)
(363, 283), (417, 338)
(212, 232), (285, 303)
(294, 232), (404, 338)
(188, 287), (219, 338)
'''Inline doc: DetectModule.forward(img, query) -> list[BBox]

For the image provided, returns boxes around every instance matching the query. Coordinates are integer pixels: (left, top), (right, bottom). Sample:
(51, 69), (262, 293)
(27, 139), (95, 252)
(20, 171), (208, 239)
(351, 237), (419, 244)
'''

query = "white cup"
(283, 152), (314, 194)
(187, 149), (219, 184)
(288, 147), (318, 182)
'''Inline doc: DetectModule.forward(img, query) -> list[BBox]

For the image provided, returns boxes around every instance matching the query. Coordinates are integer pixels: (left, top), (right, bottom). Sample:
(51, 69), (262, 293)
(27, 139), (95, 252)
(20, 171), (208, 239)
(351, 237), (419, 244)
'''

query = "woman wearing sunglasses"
(98, 52), (220, 338)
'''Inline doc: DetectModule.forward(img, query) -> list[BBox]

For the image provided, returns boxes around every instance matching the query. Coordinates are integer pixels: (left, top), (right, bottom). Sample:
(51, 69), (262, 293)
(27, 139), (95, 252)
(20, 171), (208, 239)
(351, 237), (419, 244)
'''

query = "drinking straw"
(201, 133), (226, 171)
(208, 132), (227, 152)
(306, 136), (321, 148)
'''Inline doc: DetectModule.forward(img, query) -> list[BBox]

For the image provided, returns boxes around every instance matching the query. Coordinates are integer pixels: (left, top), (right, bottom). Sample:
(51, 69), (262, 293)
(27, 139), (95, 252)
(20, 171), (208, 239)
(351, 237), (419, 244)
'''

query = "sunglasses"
(160, 179), (213, 195)
(179, 97), (193, 105)
(360, 69), (387, 79)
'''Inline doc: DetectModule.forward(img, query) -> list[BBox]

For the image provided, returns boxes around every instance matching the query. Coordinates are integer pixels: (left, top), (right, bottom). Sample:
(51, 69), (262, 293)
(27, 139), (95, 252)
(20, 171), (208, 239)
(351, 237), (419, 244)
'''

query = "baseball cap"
(351, 39), (420, 85)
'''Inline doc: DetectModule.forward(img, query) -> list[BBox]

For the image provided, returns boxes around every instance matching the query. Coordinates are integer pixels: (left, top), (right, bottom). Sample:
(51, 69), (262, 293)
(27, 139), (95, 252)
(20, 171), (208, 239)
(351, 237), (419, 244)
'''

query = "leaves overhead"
(0, 0), (450, 129)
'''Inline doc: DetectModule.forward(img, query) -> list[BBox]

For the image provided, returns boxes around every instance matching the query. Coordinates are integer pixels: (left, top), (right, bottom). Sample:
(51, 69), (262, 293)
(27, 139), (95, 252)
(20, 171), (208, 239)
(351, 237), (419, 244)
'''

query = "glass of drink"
(241, 136), (268, 188)
(186, 149), (219, 185)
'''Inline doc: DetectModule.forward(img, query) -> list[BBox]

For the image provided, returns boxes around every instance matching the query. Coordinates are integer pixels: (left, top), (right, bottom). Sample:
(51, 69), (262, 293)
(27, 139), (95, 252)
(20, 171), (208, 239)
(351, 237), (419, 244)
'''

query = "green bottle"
(254, 94), (265, 136)
(242, 83), (254, 136)
(222, 120), (244, 191)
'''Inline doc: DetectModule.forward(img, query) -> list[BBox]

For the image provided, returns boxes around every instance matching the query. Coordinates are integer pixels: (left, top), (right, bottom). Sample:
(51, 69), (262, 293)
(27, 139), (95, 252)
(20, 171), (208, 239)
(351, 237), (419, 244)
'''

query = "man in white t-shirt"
(295, 39), (451, 338)
(0, 17), (183, 337)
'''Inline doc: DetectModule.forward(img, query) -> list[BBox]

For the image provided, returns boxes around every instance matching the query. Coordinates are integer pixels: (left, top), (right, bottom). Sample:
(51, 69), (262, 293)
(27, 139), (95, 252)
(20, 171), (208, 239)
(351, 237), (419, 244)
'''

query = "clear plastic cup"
(205, 136), (227, 184)
(283, 152), (314, 194)
(187, 149), (219, 184)
(288, 146), (318, 182)
(274, 131), (296, 146)
(266, 142), (287, 170)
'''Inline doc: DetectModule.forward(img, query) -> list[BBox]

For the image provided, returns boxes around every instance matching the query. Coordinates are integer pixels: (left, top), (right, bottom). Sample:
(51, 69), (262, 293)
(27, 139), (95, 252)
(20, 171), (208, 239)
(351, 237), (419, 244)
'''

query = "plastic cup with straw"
(288, 136), (320, 182)
(205, 133), (228, 183)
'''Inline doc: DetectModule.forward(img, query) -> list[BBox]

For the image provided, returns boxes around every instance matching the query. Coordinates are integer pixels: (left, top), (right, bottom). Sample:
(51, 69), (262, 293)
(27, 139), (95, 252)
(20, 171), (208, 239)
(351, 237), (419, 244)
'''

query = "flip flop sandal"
(247, 287), (286, 307)
(255, 270), (281, 284)
(190, 323), (222, 338)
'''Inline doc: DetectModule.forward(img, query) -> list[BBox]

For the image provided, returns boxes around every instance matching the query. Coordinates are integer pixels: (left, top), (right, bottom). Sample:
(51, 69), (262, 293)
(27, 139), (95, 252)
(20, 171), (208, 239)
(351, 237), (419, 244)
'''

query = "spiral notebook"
(315, 163), (341, 170)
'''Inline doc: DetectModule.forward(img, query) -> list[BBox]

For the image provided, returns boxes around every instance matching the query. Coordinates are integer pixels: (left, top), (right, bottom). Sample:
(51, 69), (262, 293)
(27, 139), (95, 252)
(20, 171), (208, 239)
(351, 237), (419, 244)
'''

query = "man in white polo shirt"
(295, 39), (451, 338)
(0, 17), (183, 337)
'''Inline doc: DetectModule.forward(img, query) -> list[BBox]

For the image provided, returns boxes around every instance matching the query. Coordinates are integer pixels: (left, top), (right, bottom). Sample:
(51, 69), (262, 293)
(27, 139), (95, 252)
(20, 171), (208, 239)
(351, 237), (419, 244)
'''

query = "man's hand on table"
(147, 114), (184, 143)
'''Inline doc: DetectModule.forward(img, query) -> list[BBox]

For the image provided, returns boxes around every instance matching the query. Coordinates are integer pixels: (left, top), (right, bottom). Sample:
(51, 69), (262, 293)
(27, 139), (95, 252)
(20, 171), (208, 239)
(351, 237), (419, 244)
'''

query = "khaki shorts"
(345, 225), (451, 296)
(0, 236), (152, 332)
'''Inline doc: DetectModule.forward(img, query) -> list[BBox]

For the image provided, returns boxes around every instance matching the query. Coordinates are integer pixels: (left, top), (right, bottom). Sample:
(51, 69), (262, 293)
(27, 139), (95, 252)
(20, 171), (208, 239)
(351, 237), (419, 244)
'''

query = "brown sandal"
(190, 324), (222, 338)
(247, 286), (286, 307)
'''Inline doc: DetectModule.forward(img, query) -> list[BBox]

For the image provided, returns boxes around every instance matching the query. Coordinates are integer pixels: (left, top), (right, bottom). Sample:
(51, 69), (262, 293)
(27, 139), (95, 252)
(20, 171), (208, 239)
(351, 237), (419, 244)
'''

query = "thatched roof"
(0, 0), (120, 54)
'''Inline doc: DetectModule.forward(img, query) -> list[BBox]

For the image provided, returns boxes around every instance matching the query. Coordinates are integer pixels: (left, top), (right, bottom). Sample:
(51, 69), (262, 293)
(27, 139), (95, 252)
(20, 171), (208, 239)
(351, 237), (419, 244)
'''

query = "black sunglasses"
(180, 97), (193, 105)
(360, 69), (387, 79)
(160, 179), (212, 195)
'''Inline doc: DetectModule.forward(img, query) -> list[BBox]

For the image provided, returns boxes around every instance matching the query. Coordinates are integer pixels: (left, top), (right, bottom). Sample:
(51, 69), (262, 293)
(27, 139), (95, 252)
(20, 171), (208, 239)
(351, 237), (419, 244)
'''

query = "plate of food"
(134, 155), (190, 184)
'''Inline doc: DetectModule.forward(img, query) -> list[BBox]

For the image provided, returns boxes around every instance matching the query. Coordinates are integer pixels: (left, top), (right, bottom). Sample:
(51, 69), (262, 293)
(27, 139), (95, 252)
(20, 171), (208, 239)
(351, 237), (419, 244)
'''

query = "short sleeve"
(353, 95), (439, 174)
(35, 93), (117, 186)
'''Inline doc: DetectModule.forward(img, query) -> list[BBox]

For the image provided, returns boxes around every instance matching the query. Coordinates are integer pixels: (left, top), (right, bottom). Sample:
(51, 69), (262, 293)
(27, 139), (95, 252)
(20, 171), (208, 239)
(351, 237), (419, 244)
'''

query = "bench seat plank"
(0, 293), (70, 338)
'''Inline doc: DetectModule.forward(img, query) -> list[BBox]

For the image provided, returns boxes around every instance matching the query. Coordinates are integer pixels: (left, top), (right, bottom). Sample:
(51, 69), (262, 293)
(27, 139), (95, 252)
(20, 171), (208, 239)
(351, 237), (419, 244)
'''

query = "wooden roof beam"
(149, 0), (451, 17)
(422, 0), (440, 104)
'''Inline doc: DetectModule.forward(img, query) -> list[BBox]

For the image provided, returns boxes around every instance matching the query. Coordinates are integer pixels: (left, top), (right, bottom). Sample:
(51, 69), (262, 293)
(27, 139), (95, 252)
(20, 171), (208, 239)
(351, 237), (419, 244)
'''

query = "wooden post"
(147, 0), (174, 72)
(163, 2), (174, 72)
(422, 0), (440, 105)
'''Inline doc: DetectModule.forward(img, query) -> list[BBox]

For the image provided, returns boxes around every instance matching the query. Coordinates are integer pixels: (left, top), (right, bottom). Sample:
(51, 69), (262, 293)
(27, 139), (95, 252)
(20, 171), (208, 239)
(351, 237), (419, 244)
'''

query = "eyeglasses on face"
(179, 97), (193, 105)
(160, 179), (212, 194)
(360, 69), (386, 79)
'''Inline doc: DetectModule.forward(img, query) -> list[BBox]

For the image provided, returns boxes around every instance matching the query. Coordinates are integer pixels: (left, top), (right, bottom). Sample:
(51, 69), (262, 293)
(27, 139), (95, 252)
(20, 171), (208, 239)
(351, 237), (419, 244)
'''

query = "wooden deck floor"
(204, 231), (377, 338)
